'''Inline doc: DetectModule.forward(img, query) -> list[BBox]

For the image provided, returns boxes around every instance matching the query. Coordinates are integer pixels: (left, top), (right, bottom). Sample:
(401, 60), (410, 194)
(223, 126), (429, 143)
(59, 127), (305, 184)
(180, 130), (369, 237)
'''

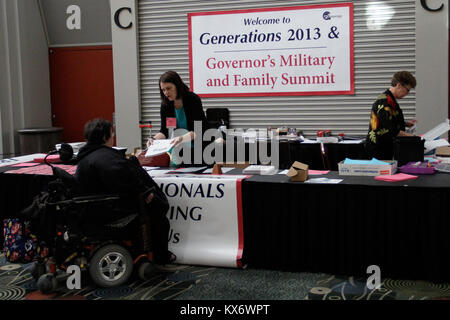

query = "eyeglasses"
(400, 83), (411, 93)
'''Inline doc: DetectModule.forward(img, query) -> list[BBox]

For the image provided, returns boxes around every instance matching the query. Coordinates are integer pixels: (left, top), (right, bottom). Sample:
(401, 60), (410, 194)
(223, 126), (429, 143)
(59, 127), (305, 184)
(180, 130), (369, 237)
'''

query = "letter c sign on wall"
(420, 0), (444, 12)
(114, 7), (133, 29)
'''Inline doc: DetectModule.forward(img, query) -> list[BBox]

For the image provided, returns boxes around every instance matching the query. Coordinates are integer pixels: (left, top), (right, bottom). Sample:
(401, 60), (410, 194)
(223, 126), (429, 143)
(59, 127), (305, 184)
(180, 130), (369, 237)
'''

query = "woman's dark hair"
(391, 71), (417, 88)
(159, 70), (190, 105)
(84, 118), (112, 145)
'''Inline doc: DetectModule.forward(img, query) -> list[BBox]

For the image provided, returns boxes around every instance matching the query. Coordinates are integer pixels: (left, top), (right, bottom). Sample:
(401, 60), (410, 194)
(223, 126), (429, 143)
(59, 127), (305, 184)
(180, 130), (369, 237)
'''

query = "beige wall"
(110, 0), (141, 151)
(416, 0), (449, 135)
(0, 0), (51, 157)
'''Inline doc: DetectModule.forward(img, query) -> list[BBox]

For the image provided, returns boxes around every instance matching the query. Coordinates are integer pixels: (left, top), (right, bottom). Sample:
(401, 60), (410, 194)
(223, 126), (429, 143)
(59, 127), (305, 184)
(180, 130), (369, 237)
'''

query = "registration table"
(1, 162), (450, 282)
(240, 170), (450, 283)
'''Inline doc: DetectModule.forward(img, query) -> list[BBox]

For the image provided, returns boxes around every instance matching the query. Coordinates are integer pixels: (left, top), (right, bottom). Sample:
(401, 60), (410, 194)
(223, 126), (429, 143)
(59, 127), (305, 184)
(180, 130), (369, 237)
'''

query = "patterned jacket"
(366, 89), (406, 155)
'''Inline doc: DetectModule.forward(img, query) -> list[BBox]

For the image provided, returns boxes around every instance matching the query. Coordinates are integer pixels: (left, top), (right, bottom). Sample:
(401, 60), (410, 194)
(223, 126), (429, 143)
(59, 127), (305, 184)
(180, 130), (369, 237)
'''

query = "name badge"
(166, 118), (177, 128)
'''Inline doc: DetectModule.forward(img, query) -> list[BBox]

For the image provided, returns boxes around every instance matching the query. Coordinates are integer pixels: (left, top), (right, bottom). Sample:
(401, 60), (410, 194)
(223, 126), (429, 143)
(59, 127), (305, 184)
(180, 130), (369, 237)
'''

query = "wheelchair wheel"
(89, 244), (133, 288)
(30, 260), (47, 281)
(37, 273), (58, 294)
(137, 261), (155, 280)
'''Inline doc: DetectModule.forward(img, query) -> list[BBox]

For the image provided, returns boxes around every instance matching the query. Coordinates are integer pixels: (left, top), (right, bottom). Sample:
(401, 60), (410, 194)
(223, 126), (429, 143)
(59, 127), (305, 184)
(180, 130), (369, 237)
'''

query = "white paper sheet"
(421, 120), (450, 141)
(145, 139), (174, 157)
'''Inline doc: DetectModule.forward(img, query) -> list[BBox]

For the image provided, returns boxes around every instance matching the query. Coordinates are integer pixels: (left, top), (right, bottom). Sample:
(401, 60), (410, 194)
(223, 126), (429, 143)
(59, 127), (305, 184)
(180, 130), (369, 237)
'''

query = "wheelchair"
(22, 151), (155, 293)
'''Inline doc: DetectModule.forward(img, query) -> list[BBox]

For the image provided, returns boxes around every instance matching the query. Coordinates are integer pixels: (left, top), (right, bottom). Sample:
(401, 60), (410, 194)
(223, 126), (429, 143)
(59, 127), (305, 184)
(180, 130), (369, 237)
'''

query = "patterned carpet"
(2, 252), (450, 300)
(0, 253), (214, 300)
(306, 274), (450, 300)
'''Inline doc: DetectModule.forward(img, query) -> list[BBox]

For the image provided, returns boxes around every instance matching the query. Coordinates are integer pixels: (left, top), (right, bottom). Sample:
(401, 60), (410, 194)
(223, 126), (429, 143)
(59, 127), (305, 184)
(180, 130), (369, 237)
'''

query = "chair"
(206, 108), (230, 129)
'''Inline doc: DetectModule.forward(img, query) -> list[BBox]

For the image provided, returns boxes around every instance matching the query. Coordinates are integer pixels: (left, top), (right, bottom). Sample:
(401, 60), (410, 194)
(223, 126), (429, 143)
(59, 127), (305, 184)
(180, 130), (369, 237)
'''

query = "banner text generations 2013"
(199, 26), (340, 46)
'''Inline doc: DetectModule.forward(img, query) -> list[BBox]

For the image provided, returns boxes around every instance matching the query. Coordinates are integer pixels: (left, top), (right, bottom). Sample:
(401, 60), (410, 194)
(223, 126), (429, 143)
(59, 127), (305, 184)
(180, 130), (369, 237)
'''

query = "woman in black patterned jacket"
(365, 71), (417, 160)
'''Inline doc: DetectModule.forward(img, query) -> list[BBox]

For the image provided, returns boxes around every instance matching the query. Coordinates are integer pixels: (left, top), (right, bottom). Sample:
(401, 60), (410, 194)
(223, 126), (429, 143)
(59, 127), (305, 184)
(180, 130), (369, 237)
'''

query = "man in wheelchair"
(11, 118), (180, 292)
(74, 118), (177, 269)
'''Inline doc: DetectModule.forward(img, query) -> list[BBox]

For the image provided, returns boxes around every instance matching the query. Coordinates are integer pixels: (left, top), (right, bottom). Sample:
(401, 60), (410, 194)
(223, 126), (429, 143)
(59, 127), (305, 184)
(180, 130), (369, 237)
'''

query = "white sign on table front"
(152, 174), (245, 268)
(188, 3), (354, 97)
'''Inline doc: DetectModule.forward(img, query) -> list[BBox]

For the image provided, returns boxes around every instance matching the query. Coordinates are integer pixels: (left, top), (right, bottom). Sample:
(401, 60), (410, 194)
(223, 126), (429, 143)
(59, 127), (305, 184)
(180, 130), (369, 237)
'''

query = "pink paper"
(5, 164), (77, 175)
(11, 162), (39, 167)
(309, 170), (330, 175)
(374, 173), (418, 182)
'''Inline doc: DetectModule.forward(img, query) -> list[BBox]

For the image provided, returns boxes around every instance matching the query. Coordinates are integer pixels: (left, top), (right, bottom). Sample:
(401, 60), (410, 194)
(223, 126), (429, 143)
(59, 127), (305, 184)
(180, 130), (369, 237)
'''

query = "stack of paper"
(305, 178), (343, 184)
(424, 139), (449, 154)
(171, 166), (207, 173)
(243, 165), (277, 175)
(374, 173), (418, 182)
(343, 158), (390, 165)
(435, 163), (450, 173)
(421, 120), (450, 153)
(0, 153), (46, 167)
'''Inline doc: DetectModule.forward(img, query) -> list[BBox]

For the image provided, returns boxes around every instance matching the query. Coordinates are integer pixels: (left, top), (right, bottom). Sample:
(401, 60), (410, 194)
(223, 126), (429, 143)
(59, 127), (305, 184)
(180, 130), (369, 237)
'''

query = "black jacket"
(75, 143), (166, 220)
(159, 91), (208, 138)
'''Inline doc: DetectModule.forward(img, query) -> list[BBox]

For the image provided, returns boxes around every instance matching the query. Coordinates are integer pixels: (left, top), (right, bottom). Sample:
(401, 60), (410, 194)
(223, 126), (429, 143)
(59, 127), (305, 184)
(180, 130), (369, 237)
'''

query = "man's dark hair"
(84, 118), (112, 145)
(391, 71), (417, 88)
(159, 70), (190, 105)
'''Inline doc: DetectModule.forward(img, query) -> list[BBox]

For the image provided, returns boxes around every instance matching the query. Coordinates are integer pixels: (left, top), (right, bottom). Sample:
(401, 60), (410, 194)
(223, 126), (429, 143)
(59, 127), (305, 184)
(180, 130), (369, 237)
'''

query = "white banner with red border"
(188, 3), (354, 97)
(152, 174), (246, 268)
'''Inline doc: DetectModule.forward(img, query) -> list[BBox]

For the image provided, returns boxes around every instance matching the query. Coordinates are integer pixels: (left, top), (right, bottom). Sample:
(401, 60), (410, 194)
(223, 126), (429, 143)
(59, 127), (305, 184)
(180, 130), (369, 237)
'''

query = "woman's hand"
(398, 130), (414, 137)
(171, 131), (195, 147)
(146, 133), (166, 148)
(146, 138), (154, 148)
(405, 119), (417, 127)
(171, 135), (184, 147)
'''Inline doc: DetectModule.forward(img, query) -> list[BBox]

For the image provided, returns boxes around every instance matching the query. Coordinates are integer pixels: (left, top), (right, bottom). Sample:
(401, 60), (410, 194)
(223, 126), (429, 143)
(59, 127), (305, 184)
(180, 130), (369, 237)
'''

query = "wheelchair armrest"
(71, 194), (120, 204)
(105, 213), (139, 228)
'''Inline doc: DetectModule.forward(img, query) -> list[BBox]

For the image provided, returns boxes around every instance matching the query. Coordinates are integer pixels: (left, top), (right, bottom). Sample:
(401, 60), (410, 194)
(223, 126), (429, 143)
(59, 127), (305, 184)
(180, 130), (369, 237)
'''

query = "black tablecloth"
(213, 138), (367, 170)
(2, 164), (450, 282)
(241, 171), (450, 282)
(0, 168), (54, 219)
(282, 141), (368, 170)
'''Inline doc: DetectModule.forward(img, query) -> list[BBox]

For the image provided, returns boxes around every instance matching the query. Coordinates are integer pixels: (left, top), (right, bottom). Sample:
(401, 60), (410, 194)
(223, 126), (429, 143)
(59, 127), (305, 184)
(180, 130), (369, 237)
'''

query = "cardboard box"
(286, 161), (309, 182)
(338, 160), (397, 176)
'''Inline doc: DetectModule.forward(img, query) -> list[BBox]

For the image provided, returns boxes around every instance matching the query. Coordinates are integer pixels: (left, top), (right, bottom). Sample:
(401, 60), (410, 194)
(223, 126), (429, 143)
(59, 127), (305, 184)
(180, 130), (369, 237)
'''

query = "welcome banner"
(188, 3), (354, 97)
(152, 174), (245, 268)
